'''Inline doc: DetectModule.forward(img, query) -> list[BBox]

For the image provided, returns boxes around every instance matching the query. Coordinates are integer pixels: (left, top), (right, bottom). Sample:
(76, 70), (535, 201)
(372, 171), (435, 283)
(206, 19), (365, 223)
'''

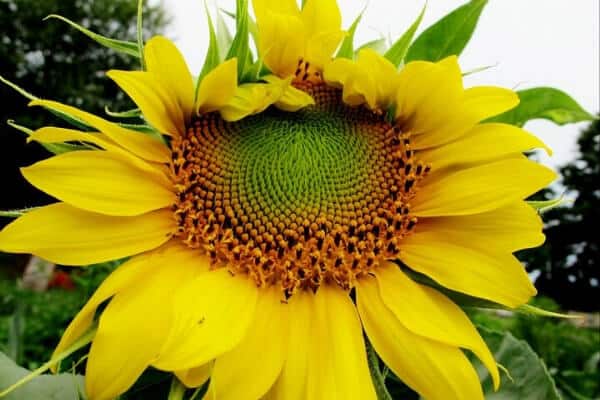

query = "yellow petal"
(144, 36), (194, 120)
(396, 56), (463, 132)
(176, 364), (212, 388)
(412, 157), (557, 217)
(86, 247), (205, 400)
(323, 58), (357, 88)
(357, 276), (484, 400)
(355, 48), (399, 109)
(375, 263), (499, 389)
(30, 99), (171, 161)
(399, 230), (537, 308)
(301, 0), (341, 38)
(107, 70), (185, 137)
(154, 269), (258, 371)
(196, 58), (238, 114)
(304, 30), (345, 71)
(419, 123), (552, 170)
(220, 82), (280, 121)
(263, 75), (315, 111)
(208, 287), (287, 400)
(462, 86), (520, 122)
(306, 286), (376, 400)
(257, 11), (306, 78)
(27, 127), (164, 173)
(416, 202), (545, 252)
(265, 291), (312, 400)
(51, 248), (162, 370)
(0, 203), (174, 265)
(252, 0), (300, 22)
(21, 151), (174, 216)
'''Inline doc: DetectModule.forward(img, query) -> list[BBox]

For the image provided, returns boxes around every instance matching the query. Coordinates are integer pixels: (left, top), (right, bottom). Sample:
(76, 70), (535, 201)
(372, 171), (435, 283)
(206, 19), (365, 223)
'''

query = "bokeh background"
(0, 0), (598, 399)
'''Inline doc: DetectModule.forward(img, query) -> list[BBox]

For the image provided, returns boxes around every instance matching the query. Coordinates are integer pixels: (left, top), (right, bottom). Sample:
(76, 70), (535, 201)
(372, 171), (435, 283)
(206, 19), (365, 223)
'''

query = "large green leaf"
(44, 14), (140, 58)
(0, 352), (86, 400)
(489, 87), (595, 127)
(405, 0), (487, 62)
(476, 329), (562, 400)
(384, 3), (426, 67)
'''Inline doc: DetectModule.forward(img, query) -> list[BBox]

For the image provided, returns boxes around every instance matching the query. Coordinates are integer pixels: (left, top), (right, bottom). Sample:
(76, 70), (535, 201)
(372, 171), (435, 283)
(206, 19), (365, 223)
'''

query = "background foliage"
(0, 0), (168, 212)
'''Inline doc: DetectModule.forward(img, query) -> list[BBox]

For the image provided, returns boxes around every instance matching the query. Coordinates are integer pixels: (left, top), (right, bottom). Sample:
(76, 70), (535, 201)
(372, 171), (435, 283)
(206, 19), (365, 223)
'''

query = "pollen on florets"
(170, 83), (429, 297)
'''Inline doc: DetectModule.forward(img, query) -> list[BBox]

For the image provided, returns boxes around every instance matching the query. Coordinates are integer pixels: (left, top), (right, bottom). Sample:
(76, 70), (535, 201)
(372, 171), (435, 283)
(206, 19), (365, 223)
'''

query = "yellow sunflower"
(0, 0), (557, 399)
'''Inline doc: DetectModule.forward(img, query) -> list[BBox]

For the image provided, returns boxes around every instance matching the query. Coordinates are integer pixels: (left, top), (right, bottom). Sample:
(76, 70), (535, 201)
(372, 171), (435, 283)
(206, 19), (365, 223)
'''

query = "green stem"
(167, 377), (187, 400)
(366, 339), (392, 400)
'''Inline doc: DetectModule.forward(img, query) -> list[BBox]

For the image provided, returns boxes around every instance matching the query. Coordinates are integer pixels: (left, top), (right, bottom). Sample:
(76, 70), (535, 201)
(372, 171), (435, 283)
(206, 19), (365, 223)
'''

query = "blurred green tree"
(0, 0), (169, 210)
(522, 118), (600, 311)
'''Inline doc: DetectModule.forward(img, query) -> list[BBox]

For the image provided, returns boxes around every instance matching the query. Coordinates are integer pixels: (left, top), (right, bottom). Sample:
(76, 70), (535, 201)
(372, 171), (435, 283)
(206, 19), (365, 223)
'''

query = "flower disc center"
(171, 84), (429, 295)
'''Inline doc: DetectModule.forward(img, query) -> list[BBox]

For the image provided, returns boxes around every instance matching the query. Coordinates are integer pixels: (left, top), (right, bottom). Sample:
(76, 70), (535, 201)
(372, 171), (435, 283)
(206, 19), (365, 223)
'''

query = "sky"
(158, 0), (599, 170)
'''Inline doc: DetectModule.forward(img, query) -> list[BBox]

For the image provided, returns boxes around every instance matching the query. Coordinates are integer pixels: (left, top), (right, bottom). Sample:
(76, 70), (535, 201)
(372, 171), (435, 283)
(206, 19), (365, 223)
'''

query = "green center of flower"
(171, 83), (429, 295)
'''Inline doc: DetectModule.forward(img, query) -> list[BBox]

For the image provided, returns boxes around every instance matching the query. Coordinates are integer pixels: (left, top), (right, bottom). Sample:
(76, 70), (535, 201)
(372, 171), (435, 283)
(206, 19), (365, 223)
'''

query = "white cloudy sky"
(158, 0), (599, 169)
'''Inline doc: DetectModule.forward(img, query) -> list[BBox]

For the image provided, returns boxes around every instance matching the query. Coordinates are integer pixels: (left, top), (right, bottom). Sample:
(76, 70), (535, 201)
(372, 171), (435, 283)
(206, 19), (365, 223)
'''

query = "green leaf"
(0, 326), (95, 397)
(405, 0), (487, 62)
(356, 38), (388, 55)
(384, 2), (427, 66)
(7, 120), (82, 155)
(226, 0), (252, 80)
(198, 2), (221, 82)
(475, 329), (562, 400)
(0, 353), (85, 400)
(336, 8), (365, 59)
(44, 14), (140, 58)
(489, 87), (595, 127)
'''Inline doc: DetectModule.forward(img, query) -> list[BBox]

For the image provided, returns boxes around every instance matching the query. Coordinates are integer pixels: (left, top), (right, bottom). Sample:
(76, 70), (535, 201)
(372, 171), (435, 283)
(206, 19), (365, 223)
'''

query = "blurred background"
(0, 0), (598, 399)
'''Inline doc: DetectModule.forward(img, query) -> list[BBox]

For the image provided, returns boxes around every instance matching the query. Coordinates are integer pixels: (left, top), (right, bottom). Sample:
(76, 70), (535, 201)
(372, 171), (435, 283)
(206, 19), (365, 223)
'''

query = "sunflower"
(0, 0), (557, 399)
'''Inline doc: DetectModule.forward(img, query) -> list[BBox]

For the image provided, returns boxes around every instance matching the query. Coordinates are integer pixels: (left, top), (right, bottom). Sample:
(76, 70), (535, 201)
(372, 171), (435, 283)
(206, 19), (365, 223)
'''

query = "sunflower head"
(1, 1), (587, 399)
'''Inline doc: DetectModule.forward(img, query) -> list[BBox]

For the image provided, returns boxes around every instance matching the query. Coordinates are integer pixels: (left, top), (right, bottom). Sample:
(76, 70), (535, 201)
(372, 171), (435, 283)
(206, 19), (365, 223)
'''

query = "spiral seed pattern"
(171, 83), (429, 296)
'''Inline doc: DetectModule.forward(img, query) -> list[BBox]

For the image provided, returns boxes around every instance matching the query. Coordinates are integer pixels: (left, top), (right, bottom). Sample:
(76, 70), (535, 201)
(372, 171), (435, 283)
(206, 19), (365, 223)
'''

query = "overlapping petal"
(85, 246), (206, 400)
(357, 276), (485, 400)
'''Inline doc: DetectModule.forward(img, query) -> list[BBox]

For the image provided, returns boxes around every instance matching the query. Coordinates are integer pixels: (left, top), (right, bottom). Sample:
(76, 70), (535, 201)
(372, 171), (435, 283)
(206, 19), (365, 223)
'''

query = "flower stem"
(366, 338), (393, 400)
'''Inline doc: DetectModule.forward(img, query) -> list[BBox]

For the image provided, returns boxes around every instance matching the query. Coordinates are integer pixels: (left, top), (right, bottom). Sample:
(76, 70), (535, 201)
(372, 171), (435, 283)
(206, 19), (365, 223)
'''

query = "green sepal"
(405, 0), (487, 62)
(488, 87), (595, 127)
(216, 8), (234, 62)
(7, 120), (82, 155)
(336, 8), (365, 59)
(221, 9), (258, 45)
(355, 38), (388, 56)
(226, 0), (253, 81)
(104, 106), (142, 119)
(517, 304), (581, 319)
(198, 2), (221, 82)
(384, 2), (426, 67)
(0, 207), (39, 218)
(461, 63), (497, 76)
(527, 196), (569, 214)
(137, 0), (146, 69)
(44, 14), (140, 58)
